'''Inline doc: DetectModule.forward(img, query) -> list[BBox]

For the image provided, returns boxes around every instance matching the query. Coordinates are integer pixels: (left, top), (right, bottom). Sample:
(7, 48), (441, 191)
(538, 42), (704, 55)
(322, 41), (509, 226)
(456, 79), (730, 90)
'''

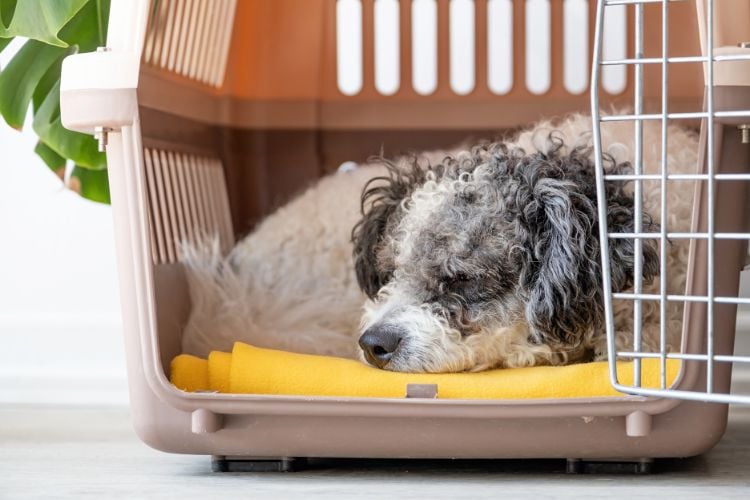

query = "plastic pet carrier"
(60, 0), (750, 470)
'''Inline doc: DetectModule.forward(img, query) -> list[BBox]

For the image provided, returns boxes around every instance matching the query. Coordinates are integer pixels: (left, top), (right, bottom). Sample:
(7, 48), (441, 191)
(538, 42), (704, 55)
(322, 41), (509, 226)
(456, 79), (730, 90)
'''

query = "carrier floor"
(3, 405), (750, 498)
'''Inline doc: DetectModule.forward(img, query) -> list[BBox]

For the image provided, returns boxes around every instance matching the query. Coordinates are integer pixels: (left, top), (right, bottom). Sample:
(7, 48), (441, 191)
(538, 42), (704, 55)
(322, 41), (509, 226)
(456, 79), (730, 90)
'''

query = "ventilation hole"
(336, 0), (364, 96)
(143, 149), (166, 263)
(374, 0), (400, 96)
(143, 0), (236, 87)
(563, 0), (589, 95)
(487, 0), (513, 95)
(602, 3), (627, 95)
(215, 0), (238, 87)
(166, 0), (185, 71)
(449, 0), (476, 96)
(187, 0), (209, 80)
(412, 0), (438, 95)
(159, 0), (177, 68)
(153, 150), (176, 263)
(525, 0), (551, 95)
(142, 148), (234, 264)
(174, 0), (195, 74)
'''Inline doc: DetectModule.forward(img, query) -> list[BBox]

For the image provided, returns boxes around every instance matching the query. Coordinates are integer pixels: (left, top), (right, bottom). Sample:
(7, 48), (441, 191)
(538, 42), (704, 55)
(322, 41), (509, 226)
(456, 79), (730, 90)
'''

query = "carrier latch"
(405, 384), (438, 399)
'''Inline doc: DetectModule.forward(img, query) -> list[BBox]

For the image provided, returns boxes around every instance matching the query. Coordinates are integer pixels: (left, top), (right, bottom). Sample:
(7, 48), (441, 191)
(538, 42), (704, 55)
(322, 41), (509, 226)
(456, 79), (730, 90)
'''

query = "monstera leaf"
(0, 0), (111, 203)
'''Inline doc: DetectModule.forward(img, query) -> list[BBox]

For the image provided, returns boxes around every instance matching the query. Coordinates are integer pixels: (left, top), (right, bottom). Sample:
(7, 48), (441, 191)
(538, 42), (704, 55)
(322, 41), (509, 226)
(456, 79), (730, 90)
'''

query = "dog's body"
(181, 114), (699, 373)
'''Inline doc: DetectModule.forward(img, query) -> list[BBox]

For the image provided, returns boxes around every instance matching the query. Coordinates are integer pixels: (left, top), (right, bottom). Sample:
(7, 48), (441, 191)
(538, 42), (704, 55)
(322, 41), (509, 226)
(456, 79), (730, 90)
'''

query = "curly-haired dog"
(181, 113), (698, 373)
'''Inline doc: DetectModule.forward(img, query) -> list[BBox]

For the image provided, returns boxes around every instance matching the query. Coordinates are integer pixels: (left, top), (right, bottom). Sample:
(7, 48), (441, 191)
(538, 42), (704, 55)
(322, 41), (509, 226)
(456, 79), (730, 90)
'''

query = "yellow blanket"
(170, 342), (679, 399)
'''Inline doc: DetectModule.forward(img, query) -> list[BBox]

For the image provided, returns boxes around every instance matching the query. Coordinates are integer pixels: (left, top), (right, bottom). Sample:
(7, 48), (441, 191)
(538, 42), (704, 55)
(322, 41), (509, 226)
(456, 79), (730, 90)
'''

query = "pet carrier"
(59, 0), (748, 470)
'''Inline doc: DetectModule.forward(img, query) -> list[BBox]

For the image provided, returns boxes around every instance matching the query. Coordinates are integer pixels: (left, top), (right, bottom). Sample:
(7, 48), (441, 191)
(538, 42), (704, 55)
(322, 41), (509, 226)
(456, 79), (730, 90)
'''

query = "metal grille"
(592, 0), (750, 404)
(143, 0), (237, 87)
(143, 148), (234, 264)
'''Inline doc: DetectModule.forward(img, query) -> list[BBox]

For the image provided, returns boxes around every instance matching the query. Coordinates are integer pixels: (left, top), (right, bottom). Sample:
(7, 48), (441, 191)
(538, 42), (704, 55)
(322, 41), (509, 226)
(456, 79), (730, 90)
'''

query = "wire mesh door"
(591, 0), (750, 404)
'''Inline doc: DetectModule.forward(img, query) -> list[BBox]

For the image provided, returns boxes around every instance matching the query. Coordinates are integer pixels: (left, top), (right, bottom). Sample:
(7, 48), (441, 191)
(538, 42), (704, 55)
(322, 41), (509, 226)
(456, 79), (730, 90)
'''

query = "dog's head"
(351, 137), (659, 373)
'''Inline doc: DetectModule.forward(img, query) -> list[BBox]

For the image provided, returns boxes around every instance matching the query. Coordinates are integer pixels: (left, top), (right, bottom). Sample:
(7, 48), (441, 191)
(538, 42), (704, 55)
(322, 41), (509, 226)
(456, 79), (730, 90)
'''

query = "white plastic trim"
(60, 52), (140, 92)
(107, 0), (151, 55)
(60, 53), (140, 134)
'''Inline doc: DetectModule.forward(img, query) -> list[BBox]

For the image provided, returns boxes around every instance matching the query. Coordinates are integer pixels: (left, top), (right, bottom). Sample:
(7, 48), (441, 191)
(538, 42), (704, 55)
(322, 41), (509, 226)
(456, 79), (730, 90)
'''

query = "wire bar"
(606, 0), (685, 5)
(604, 173), (750, 181)
(613, 384), (750, 405)
(632, 0), (645, 387)
(590, 0), (620, 389)
(658, 0), (669, 390)
(602, 53), (750, 66)
(601, 110), (750, 122)
(617, 352), (750, 364)
(613, 292), (750, 305)
(705, 0), (716, 395)
(608, 232), (750, 239)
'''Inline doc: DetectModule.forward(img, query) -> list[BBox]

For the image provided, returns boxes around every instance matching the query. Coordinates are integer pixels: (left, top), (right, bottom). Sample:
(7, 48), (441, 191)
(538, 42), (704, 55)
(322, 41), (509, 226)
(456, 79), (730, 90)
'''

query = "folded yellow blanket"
(170, 342), (680, 399)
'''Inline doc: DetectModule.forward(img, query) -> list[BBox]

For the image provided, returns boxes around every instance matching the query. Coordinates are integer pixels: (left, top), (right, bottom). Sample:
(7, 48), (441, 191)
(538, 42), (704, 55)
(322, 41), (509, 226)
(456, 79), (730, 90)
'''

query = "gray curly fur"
(352, 134), (659, 355)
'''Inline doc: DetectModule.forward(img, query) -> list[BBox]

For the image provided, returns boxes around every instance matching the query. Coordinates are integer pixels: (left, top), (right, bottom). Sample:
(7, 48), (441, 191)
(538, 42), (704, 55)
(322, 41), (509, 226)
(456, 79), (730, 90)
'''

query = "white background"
(0, 40), (128, 405)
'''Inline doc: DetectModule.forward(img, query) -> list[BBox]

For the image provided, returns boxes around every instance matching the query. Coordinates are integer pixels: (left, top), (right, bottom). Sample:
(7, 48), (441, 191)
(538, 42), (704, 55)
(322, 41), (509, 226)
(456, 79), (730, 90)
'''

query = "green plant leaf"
(33, 80), (105, 170)
(0, 40), (66, 129)
(1, 0), (112, 203)
(0, 0), (18, 30)
(95, 0), (107, 47)
(32, 46), (66, 112)
(34, 140), (66, 178)
(69, 164), (109, 204)
(0, 0), (89, 47)
(58, 0), (108, 52)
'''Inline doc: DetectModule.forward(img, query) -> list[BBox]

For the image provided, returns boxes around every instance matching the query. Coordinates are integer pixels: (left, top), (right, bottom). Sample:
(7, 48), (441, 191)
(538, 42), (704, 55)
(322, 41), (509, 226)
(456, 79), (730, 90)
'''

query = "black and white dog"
(181, 114), (697, 373)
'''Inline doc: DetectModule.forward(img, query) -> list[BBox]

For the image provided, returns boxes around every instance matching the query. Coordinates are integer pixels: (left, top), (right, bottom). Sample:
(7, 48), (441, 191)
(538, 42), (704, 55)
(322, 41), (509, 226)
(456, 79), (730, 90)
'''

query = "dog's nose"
(359, 326), (404, 369)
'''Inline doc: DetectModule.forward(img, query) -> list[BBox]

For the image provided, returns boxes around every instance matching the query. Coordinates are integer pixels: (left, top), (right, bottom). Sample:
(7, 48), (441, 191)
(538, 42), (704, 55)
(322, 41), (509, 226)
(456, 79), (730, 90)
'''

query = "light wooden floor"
(2, 404), (750, 499)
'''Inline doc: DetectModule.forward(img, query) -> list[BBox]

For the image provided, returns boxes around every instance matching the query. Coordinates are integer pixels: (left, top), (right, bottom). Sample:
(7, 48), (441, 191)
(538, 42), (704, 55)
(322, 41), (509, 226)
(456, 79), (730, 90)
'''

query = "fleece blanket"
(170, 342), (679, 399)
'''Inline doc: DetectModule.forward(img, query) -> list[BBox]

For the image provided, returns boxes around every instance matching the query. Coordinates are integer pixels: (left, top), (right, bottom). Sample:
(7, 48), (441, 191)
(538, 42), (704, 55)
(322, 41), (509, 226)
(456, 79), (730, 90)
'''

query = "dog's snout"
(359, 325), (404, 368)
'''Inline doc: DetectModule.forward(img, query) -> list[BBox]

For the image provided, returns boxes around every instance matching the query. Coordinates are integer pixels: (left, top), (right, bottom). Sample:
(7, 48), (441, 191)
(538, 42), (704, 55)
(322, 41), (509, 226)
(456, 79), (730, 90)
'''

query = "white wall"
(0, 39), (128, 405)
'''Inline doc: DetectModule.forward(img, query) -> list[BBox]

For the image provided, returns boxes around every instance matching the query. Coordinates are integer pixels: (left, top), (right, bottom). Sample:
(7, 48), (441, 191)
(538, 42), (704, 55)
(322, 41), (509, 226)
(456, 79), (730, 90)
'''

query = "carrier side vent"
(143, 148), (234, 264)
(337, 0), (628, 97)
(143, 0), (238, 87)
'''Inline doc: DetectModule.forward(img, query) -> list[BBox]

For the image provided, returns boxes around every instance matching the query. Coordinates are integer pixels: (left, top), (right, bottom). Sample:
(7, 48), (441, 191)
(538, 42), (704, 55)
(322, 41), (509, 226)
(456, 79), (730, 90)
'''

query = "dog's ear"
(603, 180), (660, 293)
(352, 159), (425, 299)
(515, 149), (658, 346)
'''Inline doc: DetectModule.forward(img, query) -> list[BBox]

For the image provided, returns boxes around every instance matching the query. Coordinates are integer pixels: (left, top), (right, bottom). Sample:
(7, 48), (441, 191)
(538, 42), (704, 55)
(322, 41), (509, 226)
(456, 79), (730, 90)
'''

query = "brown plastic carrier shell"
(59, 0), (750, 463)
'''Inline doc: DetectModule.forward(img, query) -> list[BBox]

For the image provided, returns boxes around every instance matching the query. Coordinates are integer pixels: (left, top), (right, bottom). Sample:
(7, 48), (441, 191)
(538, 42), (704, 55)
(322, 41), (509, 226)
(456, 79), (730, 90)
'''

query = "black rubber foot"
(566, 458), (654, 474)
(211, 456), (308, 472)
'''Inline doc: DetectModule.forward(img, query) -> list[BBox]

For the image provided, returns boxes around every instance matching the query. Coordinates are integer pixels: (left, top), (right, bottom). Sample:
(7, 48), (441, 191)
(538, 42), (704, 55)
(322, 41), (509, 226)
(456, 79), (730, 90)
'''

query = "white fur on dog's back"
(180, 165), (385, 358)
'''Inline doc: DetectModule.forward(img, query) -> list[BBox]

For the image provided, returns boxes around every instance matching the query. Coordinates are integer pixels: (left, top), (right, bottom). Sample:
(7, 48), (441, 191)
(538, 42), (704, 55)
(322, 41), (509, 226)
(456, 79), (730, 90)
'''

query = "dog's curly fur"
(352, 140), (661, 371)
(180, 113), (698, 373)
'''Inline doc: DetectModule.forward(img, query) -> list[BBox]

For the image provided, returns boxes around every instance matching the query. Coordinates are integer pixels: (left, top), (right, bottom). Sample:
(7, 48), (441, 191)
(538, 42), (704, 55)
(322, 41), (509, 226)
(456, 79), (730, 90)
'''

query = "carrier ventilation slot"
(143, 148), (234, 265)
(143, 0), (237, 87)
(336, 0), (628, 96)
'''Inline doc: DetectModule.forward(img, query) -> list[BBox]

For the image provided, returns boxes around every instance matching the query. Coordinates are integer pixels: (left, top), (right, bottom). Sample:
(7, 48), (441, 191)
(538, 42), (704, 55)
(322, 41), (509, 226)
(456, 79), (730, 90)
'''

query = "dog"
(180, 113), (699, 373)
